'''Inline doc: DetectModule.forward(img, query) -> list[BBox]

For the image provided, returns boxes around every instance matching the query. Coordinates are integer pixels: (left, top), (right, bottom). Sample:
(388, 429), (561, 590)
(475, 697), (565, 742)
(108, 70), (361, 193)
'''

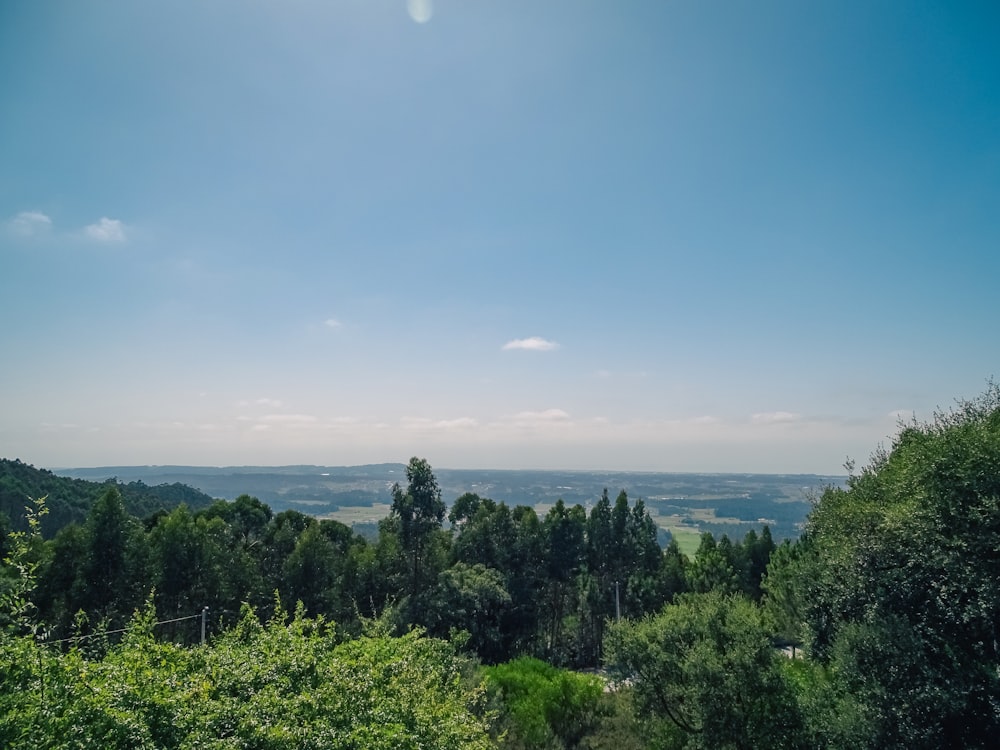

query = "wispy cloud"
(237, 397), (284, 408)
(8, 210), (52, 237)
(690, 415), (720, 425)
(511, 408), (570, 422)
(502, 336), (559, 351)
(84, 217), (127, 242)
(401, 416), (479, 431)
(259, 413), (319, 424)
(324, 318), (342, 329)
(751, 411), (801, 424)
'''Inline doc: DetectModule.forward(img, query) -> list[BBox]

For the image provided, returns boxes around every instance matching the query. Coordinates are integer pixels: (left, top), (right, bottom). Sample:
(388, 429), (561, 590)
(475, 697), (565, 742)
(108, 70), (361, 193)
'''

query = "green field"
(666, 527), (702, 558)
(321, 503), (393, 526)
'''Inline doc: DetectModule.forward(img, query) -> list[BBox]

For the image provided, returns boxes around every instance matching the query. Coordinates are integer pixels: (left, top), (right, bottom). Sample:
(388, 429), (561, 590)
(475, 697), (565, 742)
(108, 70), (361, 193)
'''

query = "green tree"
(484, 656), (606, 750)
(388, 457), (447, 610)
(685, 533), (739, 594)
(657, 538), (688, 603)
(424, 562), (512, 663)
(605, 591), (805, 750)
(33, 522), (88, 637)
(82, 487), (144, 623)
(744, 526), (776, 600)
(761, 538), (806, 655)
(449, 491), (485, 528)
(281, 521), (339, 617)
(798, 384), (1000, 747)
(542, 500), (587, 661)
(147, 505), (231, 638)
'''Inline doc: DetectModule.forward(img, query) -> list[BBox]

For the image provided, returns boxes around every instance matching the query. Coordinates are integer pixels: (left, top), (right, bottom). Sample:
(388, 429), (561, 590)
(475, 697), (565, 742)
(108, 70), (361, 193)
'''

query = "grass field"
(666, 527), (703, 558)
(321, 503), (393, 526)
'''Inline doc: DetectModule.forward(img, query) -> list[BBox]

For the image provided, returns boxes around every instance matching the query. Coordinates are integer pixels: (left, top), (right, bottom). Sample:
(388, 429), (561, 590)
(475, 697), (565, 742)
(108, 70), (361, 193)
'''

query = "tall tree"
(686, 532), (739, 594)
(387, 457), (447, 620)
(81, 487), (145, 625)
(542, 500), (587, 661)
(281, 522), (338, 617)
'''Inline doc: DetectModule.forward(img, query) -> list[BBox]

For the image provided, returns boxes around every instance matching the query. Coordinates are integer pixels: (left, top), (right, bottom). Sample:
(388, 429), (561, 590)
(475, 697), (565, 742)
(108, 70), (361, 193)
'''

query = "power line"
(44, 610), (206, 646)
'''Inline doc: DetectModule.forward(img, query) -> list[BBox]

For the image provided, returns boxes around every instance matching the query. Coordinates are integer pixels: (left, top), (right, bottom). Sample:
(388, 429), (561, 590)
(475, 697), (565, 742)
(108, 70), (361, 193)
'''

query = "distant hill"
(0, 458), (215, 536)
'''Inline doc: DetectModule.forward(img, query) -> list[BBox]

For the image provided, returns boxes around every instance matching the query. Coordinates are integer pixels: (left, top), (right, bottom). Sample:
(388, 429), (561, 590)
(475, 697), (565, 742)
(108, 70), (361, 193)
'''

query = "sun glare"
(406, 0), (433, 24)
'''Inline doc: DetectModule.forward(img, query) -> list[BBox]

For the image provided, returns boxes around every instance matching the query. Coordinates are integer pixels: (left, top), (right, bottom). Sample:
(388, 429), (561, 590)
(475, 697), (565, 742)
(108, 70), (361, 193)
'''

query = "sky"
(2, 0), (998, 474)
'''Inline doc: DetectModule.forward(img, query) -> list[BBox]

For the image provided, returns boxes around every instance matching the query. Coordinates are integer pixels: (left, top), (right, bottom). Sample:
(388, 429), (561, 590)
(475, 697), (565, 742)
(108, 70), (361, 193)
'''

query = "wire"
(44, 611), (204, 645)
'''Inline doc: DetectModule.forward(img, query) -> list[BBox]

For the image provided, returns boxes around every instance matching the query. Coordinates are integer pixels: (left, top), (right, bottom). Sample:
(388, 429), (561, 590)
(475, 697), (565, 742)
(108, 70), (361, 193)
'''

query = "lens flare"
(407, 0), (433, 24)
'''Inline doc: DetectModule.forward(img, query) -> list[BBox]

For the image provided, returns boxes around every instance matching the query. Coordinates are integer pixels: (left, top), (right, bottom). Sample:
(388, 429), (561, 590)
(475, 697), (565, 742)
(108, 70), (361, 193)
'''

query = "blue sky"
(2, 0), (998, 473)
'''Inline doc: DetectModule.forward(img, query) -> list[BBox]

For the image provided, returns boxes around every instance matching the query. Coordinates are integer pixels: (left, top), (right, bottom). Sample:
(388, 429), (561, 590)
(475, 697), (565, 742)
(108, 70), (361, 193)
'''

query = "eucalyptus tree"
(385, 457), (448, 625)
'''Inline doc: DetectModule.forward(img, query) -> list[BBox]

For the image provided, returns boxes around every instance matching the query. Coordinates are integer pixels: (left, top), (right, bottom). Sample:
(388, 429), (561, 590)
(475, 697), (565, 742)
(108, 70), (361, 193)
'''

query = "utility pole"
(614, 580), (621, 622)
(201, 606), (209, 646)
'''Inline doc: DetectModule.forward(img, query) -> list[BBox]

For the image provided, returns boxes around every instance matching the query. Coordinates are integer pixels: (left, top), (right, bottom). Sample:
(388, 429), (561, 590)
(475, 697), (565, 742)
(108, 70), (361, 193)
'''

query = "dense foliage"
(0, 600), (493, 749)
(792, 384), (1000, 748)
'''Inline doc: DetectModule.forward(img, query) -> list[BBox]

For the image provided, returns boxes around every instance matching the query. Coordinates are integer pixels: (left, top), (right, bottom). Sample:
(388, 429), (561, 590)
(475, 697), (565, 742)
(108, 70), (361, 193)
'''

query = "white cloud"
(401, 416), (479, 431)
(511, 408), (570, 422)
(690, 415), (721, 425)
(8, 210), (52, 236)
(751, 411), (802, 424)
(84, 217), (127, 242)
(237, 397), (284, 408)
(260, 413), (319, 424)
(502, 336), (559, 351)
(324, 318), (342, 329)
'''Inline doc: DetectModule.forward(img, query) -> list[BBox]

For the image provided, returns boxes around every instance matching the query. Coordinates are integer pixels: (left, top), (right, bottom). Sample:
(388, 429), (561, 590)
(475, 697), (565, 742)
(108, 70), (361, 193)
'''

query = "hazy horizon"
(3, 1), (997, 475)
(46, 460), (845, 478)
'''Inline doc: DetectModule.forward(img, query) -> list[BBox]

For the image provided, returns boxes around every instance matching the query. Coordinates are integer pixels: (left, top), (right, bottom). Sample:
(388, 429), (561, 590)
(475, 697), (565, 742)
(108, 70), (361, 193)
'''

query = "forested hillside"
(3, 385), (1000, 748)
(0, 458), (214, 536)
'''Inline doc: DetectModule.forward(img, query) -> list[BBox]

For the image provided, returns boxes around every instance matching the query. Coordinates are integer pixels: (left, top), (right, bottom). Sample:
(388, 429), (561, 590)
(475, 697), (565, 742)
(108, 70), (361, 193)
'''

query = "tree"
(33, 522), (88, 637)
(799, 383), (1000, 748)
(761, 538), (806, 655)
(424, 562), (511, 663)
(484, 656), (606, 750)
(745, 526), (776, 600)
(605, 591), (805, 750)
(685, 533), (739, 594)
(386, 458), (448, 624)
(281, 522), (338, 617)
(577, 491), (668, 665)
(542, 500), (587, 661)
(147, 505), (230, 637)
(449, 491), (484, 529)
(81, 487), (146, 625)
